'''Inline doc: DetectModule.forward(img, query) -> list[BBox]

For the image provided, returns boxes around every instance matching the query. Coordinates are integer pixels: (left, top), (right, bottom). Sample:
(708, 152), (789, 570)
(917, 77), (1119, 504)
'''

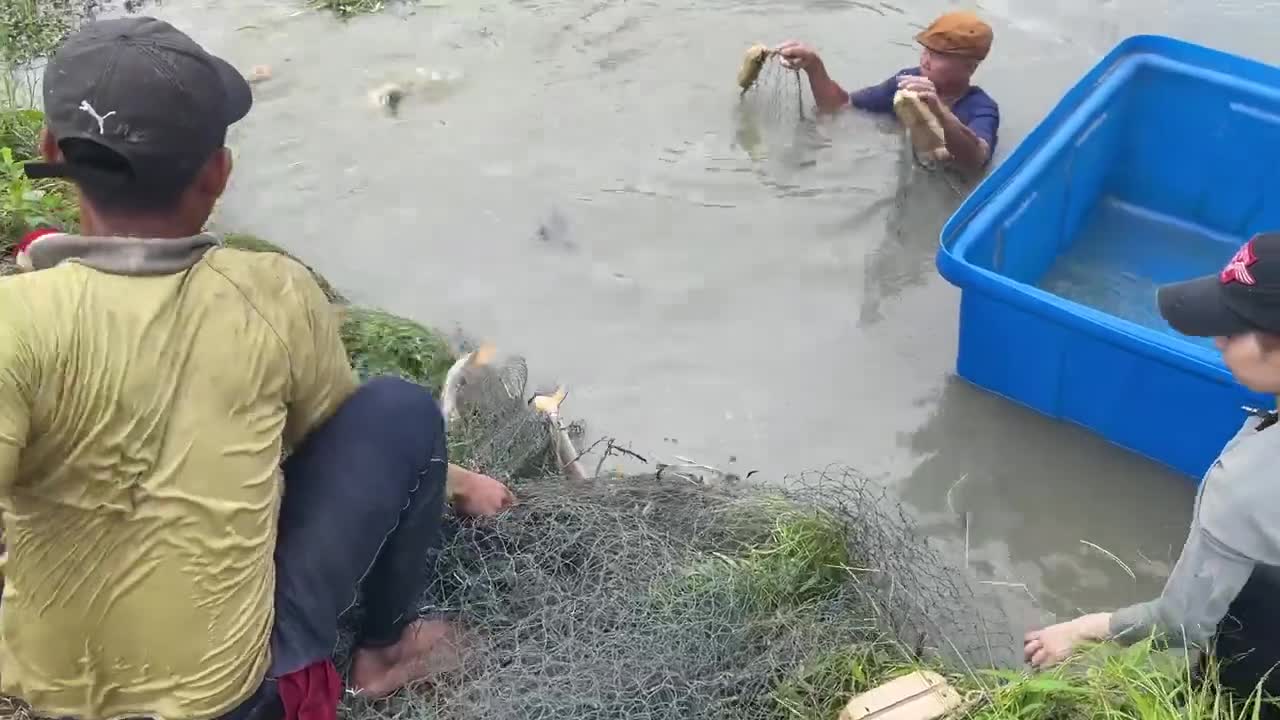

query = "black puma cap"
(24, 16), (252, 190)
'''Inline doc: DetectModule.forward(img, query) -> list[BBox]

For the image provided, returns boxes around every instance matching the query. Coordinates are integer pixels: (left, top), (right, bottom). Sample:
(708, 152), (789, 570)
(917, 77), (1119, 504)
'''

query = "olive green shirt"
(0, 233), (356, 720)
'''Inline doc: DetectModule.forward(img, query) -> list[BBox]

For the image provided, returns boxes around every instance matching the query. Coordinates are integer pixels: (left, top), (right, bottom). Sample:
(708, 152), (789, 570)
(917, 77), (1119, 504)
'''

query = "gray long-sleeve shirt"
(1109, 412), (1280, 648)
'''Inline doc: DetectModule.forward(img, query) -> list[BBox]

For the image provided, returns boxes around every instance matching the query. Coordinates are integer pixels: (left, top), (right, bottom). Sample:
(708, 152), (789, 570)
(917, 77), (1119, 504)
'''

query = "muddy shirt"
(849, 67), (1001, 156)
(1109, 412), (1280, 648)
(0, 233), (356, 720)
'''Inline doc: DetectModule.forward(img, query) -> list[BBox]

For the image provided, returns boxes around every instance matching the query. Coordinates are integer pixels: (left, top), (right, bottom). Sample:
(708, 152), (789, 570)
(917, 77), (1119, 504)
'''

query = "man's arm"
(1108, 525), (1254, 649)
(279, 257), (359, 451)
(446, 463), (515, 516)
(0, 285), (34, 495)
(274, 258), (513, 512)
(801, 59), (853, 114)
(0, 284), (37, 584)
(848, 74), (900, 114)
(1026, 522), (1254, 668)
(931, 102), (991, 174)
(774, 43), (851, 114)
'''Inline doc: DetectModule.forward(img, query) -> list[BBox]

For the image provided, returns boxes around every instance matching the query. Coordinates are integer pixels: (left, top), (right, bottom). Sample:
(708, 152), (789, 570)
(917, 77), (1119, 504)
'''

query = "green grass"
(686, 503), (853, 613)
(769, 641), (912, 720)
(962, 641), (1275, 720)
(671, 504), (1280, 720)
(0, 107), (41, 160)
(339, 306), (456, 393)
(765, 620), (1276, 720)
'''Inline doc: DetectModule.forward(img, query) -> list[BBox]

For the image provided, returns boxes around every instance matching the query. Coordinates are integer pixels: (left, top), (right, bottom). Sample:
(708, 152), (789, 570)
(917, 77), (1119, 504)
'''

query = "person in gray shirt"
(1024, 231), (1280, 708)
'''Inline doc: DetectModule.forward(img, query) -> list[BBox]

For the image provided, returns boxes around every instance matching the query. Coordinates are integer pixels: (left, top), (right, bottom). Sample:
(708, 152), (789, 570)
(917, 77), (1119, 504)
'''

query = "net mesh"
(336, 347), (1014, 720)
(738, 53), (808, 126)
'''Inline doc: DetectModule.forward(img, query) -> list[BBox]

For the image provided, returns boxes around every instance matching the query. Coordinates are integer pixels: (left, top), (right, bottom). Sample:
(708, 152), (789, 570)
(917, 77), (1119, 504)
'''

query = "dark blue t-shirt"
(849, 67), (1000, 156)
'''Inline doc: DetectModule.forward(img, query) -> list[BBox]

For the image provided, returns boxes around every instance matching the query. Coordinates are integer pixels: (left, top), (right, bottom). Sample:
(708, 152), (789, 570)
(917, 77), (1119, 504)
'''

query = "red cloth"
(277, 659), (342, 720)
(16, 227), (58, 255)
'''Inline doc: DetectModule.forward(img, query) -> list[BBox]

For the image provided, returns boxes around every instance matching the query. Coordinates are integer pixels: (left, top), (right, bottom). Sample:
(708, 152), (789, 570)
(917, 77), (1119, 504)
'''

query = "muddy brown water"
(77, 0), (1280, 657)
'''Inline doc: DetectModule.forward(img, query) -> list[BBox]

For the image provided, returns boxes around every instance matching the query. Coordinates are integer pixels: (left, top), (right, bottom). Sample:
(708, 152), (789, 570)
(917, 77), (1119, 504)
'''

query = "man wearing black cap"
(1024, 233), (1280, 714)
(0, 17), (512, 720)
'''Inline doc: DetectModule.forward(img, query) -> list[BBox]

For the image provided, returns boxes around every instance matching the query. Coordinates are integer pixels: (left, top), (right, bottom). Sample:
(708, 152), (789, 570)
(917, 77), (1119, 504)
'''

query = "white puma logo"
(78, 100), (117, 134)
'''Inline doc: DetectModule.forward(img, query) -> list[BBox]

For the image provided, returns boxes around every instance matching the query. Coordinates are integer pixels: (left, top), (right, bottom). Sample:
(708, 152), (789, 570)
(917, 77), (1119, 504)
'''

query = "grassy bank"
(1, 100), (1274, 720)
(668, 497), (1268, 720)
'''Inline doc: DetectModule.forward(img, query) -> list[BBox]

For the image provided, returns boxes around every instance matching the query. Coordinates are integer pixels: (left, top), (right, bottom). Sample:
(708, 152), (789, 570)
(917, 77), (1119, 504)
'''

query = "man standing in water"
(0, 16), (513, 720)
(1025, 233), (1280, 715)
(774, 11), (999, 174)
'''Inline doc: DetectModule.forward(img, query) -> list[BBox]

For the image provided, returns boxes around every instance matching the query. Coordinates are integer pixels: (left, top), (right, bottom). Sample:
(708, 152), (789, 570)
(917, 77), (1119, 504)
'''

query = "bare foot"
(350, 619), (466, 698)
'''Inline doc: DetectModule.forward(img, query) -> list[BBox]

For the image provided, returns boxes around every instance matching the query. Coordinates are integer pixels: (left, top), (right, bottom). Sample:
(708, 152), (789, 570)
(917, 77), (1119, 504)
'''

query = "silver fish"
(440, 342), (496, 429)
(530, 386), (590, 484)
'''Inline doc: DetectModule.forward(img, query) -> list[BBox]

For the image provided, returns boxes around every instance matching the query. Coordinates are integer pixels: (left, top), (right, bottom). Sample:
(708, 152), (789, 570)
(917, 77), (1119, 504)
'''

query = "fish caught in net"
(736, 42), (806, 125)
(738, 44), (774, 96)
(334, 349), (1014, 720)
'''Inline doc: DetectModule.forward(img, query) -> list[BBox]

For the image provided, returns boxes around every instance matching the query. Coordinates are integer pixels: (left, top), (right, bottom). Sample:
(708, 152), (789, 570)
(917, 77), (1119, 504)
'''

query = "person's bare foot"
(349, 619), (466, 699)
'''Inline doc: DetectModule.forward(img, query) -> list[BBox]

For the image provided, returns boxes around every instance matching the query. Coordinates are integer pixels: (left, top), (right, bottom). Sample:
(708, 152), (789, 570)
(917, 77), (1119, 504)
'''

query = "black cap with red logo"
(1158, 232), (1280, 337)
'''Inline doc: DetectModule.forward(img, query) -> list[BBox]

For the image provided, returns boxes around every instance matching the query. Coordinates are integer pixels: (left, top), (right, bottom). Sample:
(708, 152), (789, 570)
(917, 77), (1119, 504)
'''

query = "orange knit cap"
(915, 11), (993, 61)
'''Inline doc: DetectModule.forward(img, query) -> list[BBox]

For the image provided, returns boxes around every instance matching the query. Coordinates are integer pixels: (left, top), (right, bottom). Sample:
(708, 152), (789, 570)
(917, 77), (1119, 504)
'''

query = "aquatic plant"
(309, 0), (390, 19)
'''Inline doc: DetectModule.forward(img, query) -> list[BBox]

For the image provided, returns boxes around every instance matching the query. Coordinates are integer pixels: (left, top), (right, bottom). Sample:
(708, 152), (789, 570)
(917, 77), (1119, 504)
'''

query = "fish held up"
(737, 43), (774, 96)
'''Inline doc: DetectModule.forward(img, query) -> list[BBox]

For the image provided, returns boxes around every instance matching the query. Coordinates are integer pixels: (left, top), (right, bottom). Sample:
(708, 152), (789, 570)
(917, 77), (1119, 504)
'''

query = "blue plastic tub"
(936, 34), (1277, 482)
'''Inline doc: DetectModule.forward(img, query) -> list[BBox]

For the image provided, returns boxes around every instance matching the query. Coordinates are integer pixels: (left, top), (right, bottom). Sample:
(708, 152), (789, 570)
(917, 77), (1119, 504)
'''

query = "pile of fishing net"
(212, 233), (1015, 720)
(347, 471), (1008, 720)
(328, 304), (1013, 720)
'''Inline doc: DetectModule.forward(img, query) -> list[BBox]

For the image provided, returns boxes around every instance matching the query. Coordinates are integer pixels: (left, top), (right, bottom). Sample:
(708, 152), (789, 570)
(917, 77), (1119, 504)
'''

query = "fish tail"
(531, 385), (567, 415)
(472, 342), (497, 367)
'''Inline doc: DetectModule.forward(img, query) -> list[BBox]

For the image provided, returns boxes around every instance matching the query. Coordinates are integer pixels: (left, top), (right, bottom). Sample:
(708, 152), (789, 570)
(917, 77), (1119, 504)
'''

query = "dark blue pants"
(1201, 565), (1280, 718)
(224, 377), (448, 720)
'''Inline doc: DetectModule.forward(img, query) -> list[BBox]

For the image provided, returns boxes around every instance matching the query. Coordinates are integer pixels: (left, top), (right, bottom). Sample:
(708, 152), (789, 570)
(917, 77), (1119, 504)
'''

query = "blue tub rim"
(934, 33), (1279, 389)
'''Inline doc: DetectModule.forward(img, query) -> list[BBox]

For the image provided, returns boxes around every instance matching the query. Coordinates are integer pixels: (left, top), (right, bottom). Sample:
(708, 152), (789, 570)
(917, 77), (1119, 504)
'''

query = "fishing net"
(334, 342), (1015, 720)
(736, 48), (808, 130)
(731, 47), (834, 179)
